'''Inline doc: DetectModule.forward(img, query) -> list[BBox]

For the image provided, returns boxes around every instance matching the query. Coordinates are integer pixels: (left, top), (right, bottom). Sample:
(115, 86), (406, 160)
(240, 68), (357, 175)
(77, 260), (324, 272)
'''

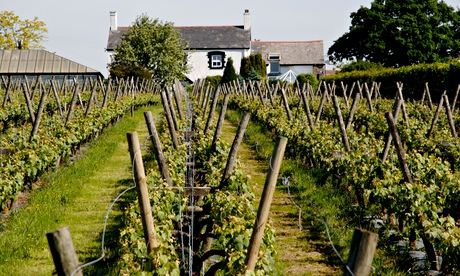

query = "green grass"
(224, 109), (340, 275)
(0, 105), (161, 275)
(225, 108), (407, 275)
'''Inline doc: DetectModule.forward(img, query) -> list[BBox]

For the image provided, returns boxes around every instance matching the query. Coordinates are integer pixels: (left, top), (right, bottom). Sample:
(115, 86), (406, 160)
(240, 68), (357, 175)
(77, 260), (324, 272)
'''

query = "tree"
(240, 53), (266, 80)
(328, 0), (460, 67)
(110, 15), (188, 83)
(221, 57), (237, 84)
(0, 11), (47, 49)
(240, 56), (252, 79)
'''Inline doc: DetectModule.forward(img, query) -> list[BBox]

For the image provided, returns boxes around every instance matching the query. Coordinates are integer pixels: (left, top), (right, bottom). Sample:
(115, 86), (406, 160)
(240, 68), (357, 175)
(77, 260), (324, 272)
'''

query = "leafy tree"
(240, 53), (266, 80)
(254, 53), (267, 79)
(110, 15), (188, 83)
(328, 0), (460, 67)
(0, 11), (47, 49)
(221, 57), (238, 83)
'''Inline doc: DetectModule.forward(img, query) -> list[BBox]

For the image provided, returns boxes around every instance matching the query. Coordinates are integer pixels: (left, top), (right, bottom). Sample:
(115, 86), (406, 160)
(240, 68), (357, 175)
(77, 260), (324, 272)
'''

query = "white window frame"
(211, 55), (223, 68)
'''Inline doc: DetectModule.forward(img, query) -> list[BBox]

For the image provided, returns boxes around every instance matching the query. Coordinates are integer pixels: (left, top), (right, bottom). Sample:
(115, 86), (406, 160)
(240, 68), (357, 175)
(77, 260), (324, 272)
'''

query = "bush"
(296, 73), (319, 92)
(221, 57), (238, 84)
(240, 53), (266, 80)
(340, 60), (383, 73)
(109, 63), (152, 79)
(323, 61), (460, 101)
(205, 75), (222, 88)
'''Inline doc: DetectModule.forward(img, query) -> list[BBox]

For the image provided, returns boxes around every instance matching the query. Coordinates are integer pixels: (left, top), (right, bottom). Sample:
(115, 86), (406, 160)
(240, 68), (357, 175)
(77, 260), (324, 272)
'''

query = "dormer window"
(268, 54), (280, 75)
(208, 51), (226, 69)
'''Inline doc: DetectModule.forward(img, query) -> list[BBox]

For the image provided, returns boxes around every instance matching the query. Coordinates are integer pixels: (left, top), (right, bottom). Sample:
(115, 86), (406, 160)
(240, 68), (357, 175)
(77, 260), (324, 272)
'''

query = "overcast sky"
(3, 0), (459, 76)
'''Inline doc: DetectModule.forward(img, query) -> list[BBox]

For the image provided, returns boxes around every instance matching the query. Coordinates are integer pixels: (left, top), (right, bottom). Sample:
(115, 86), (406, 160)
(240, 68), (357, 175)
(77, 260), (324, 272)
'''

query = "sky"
(2, 0), (459, 76)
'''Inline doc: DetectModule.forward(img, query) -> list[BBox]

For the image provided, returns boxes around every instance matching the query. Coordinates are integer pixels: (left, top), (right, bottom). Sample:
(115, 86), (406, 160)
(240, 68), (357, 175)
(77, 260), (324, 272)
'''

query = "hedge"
(323, 61), (460, 102)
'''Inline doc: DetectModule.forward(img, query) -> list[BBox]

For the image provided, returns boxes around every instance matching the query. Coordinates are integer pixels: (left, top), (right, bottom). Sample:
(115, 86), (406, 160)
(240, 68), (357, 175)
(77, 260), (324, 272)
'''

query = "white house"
(106, 10), (324, 82)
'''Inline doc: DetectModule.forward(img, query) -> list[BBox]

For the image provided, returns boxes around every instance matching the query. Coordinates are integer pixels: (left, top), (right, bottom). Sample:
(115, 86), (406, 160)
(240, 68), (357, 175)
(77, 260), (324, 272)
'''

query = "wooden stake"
(65, 79), (80, 126)
(280, 88), (292, 121)
(204, 87), (220, 135)
(385, 112), (413, 184)
(46, 227), (82, 276)
(314, 87), (328, 126)
(127, 132), (159, 255)
(381, 98), (402, 162)
(300, 87), (315, 130)
(21, 81), (36, 125)
(332, 95), (351, 152)
(160, 91), (179, 149)
(346, 93), (361, 130)
(165, 88), (179, 132)
(144, 111), (173, 186)
(29, 81), (48, 142)
(345, 228), (378, 276)
(220, 112), (251, 187)
(451, 84), (460, 112)
(443, 94), (457, 138)
(426, 91), (446, 139)
(246, 136), (288, 271)
(211, 93), (230, 152)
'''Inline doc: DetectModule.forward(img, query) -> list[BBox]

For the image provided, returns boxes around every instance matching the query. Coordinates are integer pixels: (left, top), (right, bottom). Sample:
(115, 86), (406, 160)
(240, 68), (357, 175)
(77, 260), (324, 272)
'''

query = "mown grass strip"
(0, 105), (161, 275)
(223, 109), (339, 275)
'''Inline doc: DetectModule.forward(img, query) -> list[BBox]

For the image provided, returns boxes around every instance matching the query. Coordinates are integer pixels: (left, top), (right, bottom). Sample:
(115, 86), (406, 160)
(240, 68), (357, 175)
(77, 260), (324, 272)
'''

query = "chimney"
(244, 9), (250, 30)
(110, 11), (117, 31)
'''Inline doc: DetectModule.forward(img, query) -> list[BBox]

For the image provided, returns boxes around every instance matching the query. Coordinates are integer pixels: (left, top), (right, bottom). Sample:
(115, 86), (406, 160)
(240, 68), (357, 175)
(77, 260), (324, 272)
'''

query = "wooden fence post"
(144, 111), (173, 186)
(160, 91), (179, 149)
(46, 227), (83, 276)
(127, 132), (159, 256)
(204, 87), (220, 135)
(345, 228), (378, 276)
(426, 92), (446, 139)
(385, 112), (412, 184)
(332, 95), (351, 152)
(211, 93), (230, 152)
(345, 93), (360, 130)
(443, 94), (457, 138)
(219, 112), (251, 187)
(246, 136), (288, 271)
(29, 82), (49, 142)
(300, 88), (315, 130)
(280, 88), (293, 121)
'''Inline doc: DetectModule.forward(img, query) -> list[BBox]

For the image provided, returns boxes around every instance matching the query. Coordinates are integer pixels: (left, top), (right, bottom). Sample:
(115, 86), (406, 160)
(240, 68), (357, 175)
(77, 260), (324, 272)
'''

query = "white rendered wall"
(280, 65), (313, 75)
(186, 49), (248, 82)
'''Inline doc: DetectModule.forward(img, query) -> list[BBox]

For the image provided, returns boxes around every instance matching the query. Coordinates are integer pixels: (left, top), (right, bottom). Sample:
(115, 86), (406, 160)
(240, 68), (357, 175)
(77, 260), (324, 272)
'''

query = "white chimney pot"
(244, 9), (251, 30)
(110, 11), (117, 31)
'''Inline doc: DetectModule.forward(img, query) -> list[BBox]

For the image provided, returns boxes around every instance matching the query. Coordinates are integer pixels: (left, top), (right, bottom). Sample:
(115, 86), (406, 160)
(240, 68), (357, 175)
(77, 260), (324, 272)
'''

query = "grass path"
(221, 110), (339, 275)
(0, 105), (161, 275)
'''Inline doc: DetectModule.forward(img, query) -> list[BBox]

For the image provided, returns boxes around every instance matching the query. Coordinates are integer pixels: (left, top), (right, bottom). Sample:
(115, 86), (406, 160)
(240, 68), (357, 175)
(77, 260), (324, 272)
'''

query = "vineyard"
(1, 75), (460, 275)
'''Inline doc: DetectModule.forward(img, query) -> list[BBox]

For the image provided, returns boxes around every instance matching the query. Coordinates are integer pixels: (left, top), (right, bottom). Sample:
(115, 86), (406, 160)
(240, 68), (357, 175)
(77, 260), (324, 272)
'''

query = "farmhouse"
(106, 10), (324, 82)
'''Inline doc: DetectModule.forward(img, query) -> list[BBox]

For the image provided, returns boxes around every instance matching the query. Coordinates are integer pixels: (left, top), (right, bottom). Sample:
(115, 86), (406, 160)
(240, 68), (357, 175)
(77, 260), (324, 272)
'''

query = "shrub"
(340, 60), (384, 73)
(296, 73), (319, 91)
(205, 75), (222, 88)
(221, 57), (238, 84)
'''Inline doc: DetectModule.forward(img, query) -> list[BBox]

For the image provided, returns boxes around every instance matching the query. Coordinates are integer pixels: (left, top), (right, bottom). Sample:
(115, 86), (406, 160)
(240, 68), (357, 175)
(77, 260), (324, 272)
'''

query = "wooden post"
(51, 79), (64, 118)
(381, 98), (402, 162)
(300, 88), (315, 130)
(424, 82), (433, 109)
(443, 94), (457, 138)
(160, 91), (179, 149)
(426, 92), (446, 139)
(1, 75), (11, 108)
(280, 88), (293, 121)
(46, 227), (82, 276)
(451, 84), (460, 111)
(220, 112), (251, 187)
(332, 95), (351, 152)
(144, 111), (173, 186)
(346, 93), (361, 129)
(127, 132), (159, 255)
(315, 87), (328, 126)
(246, 137), (288, 271)
(396, 82), (410, 127)
(173, 80), (184, 120)
(363, 83), (374, 113)
(21, 81), (36, 125)
(84, 79), (98, 117)
(211, 93), (230, 152)
(345, 228), (378, 276)
(29, 82), (48, 142)
(165, 88), (179, 132)
(340, 81), (349, 108)
(385, 112), (413, 184)
(204, 87), (220, 135)
(65, 80), (80, 126)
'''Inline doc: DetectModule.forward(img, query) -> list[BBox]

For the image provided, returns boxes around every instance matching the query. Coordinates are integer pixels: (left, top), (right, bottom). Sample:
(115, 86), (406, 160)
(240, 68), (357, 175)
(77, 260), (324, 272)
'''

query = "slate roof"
(0, 49), (101, 75)
(107, 25), (251, 51)
(251, 40), (324, 65)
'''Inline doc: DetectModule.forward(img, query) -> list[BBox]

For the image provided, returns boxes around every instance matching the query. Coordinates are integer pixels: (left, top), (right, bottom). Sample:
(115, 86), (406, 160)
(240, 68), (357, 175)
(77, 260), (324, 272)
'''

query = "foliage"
(340, 60), (383, 73)
(296, 73), (319, 91)
(205, 75), (222, 88)
(0, 11), (47, 49)
(324, 60), (460, 101)
(328, 0), (460, 67)
(109, 63), (152, 79)
(110, 15), (188, 84)
(221, 57), (238, 84)
(240, 53), (266, 80)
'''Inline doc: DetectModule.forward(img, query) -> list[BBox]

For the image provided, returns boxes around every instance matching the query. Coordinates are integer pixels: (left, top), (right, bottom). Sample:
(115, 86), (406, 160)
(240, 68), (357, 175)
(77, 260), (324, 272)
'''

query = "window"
(207, 51), (226, 69)
(211, 55), (222, 68)
(268, 54), (280, 75)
